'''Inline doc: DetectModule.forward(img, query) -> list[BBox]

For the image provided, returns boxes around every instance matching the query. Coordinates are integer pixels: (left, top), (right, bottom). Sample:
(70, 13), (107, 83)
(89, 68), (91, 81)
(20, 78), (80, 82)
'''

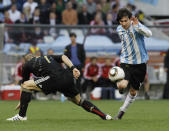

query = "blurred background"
(0, 0), (169, 101)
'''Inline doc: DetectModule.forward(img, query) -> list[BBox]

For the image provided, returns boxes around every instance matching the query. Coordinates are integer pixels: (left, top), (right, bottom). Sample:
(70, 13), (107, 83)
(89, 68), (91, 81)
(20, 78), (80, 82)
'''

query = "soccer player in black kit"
(7, 54), (112, 121)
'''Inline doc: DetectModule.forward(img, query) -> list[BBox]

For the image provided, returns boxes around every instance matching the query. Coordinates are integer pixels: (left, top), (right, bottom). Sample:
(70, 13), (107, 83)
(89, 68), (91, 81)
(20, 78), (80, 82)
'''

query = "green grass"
(0, 100), (169, 131)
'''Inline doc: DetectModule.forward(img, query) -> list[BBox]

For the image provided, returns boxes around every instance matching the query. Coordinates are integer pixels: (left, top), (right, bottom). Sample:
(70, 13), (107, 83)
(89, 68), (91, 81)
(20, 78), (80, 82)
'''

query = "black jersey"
(22, 55), (79, 96)
(22, 55), (65, 83)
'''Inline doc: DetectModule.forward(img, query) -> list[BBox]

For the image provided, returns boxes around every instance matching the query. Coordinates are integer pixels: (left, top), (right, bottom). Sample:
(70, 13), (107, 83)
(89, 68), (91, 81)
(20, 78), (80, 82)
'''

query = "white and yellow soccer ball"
(108, 66), (125, 82)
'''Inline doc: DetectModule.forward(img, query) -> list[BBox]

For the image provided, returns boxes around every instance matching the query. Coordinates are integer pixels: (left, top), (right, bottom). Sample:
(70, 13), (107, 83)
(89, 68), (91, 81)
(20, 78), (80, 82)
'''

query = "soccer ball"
(108, 66), (125, 82)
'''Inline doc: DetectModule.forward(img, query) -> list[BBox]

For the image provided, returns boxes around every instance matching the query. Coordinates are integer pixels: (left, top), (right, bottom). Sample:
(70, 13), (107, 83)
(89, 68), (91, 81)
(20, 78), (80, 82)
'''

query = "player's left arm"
(61, 55), (80, 79)
(131, 17), (152, 37)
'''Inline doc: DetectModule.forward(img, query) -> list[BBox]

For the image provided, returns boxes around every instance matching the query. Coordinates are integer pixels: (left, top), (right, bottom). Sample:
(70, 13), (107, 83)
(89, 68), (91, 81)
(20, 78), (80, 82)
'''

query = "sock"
(120, 92), (137, 112)
(80, 100), (106, 119)
(19, 91), (32, 117)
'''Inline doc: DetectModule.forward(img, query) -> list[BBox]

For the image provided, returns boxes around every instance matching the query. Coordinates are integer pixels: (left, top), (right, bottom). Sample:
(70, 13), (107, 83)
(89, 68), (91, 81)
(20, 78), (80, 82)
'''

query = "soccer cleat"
(113, 111), (125, 120)
(105, 114), (112, 120)
(6, 114), (27, 121)
(119, 88), (125, 94)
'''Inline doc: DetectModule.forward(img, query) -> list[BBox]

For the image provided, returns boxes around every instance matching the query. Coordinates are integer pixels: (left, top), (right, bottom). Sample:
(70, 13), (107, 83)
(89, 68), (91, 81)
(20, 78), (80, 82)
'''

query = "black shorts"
(34, 71), (80, 98)
(120, 63), (147, 90)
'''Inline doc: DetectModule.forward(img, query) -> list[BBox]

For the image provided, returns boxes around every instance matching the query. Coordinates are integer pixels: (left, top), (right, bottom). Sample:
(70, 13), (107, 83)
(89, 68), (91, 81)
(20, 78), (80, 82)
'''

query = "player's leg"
(69, 94), (112, 120)
(114, 87), (137, 120)
(7, 80), (41, 121)
(144, 74), (150, 100)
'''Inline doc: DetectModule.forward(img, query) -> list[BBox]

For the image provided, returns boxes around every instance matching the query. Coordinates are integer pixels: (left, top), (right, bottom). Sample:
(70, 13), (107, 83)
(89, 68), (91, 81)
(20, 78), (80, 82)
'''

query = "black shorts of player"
(120, 63), (147, 90)
(34, 70), (80, 98)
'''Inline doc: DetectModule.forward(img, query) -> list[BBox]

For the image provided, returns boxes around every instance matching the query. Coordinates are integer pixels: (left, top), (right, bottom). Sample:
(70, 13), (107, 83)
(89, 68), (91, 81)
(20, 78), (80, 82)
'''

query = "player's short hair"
(117, 8), (132, 22)
(24, 53), (34, 62)
(69, 32), (77, 38)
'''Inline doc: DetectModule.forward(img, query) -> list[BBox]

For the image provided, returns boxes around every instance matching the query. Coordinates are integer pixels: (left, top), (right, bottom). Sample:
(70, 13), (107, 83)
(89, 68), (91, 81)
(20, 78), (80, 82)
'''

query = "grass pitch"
(0, 100), (169, 131)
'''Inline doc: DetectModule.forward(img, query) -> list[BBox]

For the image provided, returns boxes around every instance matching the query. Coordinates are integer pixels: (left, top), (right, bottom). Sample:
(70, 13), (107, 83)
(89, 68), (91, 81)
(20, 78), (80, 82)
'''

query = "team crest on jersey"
(129, 32), (134, 38)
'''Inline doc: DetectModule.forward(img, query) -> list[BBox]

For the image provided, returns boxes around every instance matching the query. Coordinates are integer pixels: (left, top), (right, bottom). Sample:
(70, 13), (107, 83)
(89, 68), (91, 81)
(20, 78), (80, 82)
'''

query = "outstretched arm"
(61, 55), (80, 79)
(131, 17), (152, 37)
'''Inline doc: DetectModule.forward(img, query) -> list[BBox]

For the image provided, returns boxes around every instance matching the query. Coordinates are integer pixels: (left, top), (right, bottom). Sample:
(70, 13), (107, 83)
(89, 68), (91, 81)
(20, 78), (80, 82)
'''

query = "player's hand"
(131, 16), (139, 26)
(73, 68), (80, 79)
(15, 101), (21, 110)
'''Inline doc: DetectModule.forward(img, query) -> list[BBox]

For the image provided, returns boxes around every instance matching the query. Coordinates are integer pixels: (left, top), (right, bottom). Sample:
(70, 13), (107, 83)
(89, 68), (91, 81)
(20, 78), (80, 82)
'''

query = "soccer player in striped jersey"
(114, 8), (152, 120)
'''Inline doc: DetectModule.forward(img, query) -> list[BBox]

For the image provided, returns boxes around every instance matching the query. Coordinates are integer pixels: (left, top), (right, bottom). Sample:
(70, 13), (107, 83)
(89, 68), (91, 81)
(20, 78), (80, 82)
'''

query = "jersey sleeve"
(133, 22), (152, 37)
(50, 55), (63, 63)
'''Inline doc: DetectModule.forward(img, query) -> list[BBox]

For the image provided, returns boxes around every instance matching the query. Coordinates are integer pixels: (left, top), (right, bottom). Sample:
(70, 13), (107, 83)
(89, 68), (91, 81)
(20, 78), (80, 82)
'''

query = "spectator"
(70, 0), (78, 10)
(111, 3), (119, 24)
(126, 3), (137, 16)
(64, 32), (86, 93)
(163, 49), (169, 99)
(105, 12), (114, 33)
(62, 1), (78, 25)
(105, 12), (121, 43)
(8, 4), (21, 23)
(4, 11), (14, 43)
(0, 0), (12, 12)
(98, 57), (114, 87)
(0, 12), (4, 23)
(101, 0), (111, 14)
(90, 12), (105, 34)
(55, 0), (65, 24)
(33, 27), (44, 43)
(94, 3), (106, 23)
(48, 11), (58, 38)
(38, 0), (50, 24)
(15, 12), (27, 24)
(29, 7), (40, 24)
(4, 11), (13, 24)
(78, 4), (92, 25)
(14, 56), (25, 84)
(82, 57), (101, 99)
(135, 10), (145, 24)
(111, 0), (122, 9)
(23, 0), (38, 17)
(85, 0), (96, 18)
(23, 6), (32, 21)
(28, 42), (40, 55)
(15, 0), (27, 11)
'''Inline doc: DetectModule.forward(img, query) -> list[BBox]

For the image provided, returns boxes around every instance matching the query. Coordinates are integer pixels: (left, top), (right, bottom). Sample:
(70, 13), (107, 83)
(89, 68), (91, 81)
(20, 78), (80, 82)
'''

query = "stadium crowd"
(0, 0), (144, 25)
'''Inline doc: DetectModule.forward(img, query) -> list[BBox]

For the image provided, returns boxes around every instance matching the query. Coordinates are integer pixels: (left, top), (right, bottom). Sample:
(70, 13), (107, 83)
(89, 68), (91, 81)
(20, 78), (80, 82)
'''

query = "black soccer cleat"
(113, 111), (125, 120)
(119, 88), (125, 94)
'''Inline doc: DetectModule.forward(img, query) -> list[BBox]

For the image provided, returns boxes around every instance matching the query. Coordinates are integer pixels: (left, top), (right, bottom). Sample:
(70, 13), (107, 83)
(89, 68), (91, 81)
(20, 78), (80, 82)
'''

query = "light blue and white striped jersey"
(117, 22), (152, 64)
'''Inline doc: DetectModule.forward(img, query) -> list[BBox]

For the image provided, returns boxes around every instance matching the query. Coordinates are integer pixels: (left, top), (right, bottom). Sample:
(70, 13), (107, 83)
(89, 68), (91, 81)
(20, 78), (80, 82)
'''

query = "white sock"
(120, 92), (137, 112)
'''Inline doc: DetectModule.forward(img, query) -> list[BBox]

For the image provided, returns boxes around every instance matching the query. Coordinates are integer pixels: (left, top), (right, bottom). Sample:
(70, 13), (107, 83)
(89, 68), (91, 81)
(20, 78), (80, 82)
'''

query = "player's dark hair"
(69, 32), (77, 38)
(117, 8), (132, 22)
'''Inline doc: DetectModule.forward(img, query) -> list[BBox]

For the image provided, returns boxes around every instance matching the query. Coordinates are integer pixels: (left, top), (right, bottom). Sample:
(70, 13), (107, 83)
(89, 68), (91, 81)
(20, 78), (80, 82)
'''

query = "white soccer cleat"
(105, 114), (112, 120)
(6, 114), (27, 121)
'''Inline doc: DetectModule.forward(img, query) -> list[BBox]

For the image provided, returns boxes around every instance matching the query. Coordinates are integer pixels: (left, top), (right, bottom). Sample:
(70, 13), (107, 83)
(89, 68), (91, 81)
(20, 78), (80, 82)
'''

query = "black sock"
(80, 100), (106, 119)
(19, 91), (32, 117)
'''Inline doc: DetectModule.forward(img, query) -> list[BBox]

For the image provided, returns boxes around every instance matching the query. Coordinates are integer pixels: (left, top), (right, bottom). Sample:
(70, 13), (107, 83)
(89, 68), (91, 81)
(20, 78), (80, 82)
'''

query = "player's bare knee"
(22, 82), (31, 90)
(130, 88), (137, 96)
(117, 80), (128, 89)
